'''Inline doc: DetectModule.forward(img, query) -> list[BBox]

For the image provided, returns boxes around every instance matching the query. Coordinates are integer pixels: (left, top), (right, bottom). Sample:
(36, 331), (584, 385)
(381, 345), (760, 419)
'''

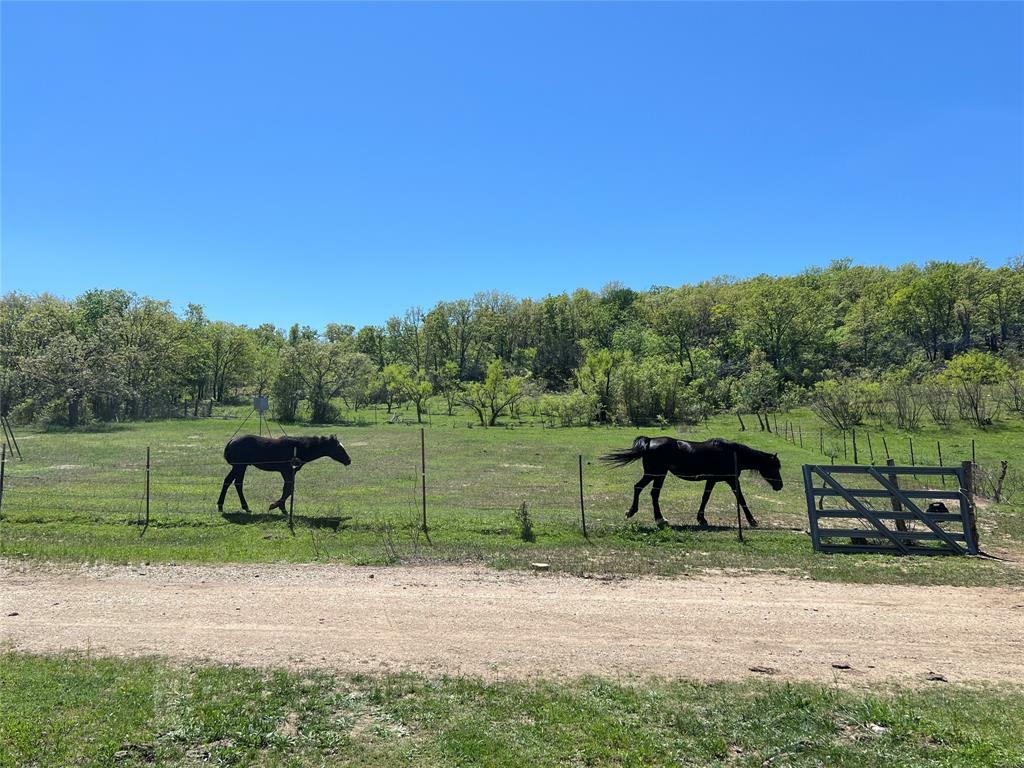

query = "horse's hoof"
(625, 509), (637, 519)
(268, 502), (280, 512)
(217, 505), (223, 513)
(747, 520), (759, 528)
(697, 518), (709, 528)
(655, 517), (668, 529)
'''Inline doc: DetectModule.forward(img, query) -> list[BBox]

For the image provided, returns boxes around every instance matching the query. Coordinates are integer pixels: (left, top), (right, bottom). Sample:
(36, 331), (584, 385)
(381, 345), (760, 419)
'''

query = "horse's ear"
(331, 433), (337, 442)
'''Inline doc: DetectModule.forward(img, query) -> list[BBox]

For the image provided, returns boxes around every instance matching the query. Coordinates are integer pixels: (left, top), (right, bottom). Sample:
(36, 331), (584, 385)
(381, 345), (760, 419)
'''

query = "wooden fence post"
(886, 457), (909, 538)
(144, 446), (150, 527)
(937, 441), (945, 487)
(882, 435), (890, 460)
(994, 460), (1009, 504)
(735, 451), (743, 542)
(578, 454), (588, 539)
(866, 432), (874, 464)
(0, 444), (6, 520)
(289, 446), (297, 526)
(421, 428), (428, 534)
(852, 429), (859, 464)
(962, 460), (979, 553)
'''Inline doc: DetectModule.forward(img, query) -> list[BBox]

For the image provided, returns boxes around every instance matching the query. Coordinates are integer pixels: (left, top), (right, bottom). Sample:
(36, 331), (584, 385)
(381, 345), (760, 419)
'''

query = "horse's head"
(326, 434), (351, 466)
(760, 453), (783, 491)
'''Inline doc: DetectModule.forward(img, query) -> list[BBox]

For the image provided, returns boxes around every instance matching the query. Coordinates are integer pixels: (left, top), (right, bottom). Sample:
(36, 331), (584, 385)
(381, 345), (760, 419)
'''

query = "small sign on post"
(254, 395), (269, 414)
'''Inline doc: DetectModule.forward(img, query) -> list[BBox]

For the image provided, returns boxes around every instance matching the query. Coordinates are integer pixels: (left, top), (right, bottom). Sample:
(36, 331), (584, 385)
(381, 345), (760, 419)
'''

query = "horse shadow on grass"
(630, 522), (734, 534)
(221, 511), (352, 531)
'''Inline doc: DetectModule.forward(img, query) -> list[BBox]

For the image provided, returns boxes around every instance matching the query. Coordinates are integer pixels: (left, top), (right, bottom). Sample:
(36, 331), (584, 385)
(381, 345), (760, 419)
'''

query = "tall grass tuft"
(515, 502), (535, 542)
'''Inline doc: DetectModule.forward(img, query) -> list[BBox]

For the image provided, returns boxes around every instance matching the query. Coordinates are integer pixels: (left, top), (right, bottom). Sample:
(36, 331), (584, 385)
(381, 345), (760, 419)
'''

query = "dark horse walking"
(216, 434), (351, 513)
(601, 437), (783, 527)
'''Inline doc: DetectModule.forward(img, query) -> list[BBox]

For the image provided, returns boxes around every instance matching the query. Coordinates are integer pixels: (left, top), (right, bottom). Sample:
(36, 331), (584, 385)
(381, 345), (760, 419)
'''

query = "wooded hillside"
(3, 258), (1022, 427)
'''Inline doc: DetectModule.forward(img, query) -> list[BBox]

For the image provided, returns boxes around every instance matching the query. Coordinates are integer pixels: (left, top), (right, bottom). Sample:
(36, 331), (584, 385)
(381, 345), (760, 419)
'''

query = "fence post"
(994, 460), (1009, 503)
(0, 444), (6, 520)
(735, 451), (743, 542)
(803, 465), (819, 551)
(852, 429), (859, 464)
(421, 427), (428, 535)
(909, 437), (915, 467)
(882, 435), (890, 460)
(962, 460), (979, 554)
(2, 415), (21, 460)
(937, 441), (945, 487)
(289, 446), (296, 526)
(145, 446), (151, 527)
(971, 439), (976, 464)
(578, 454), (587, 539)
(886, 458), (908, 538)
(842, 431), (848, 460)
(773, 412), (778, 434)
(867, 432), (874, 464)
(798, 426), (803, 449)
(819, 428), (824, 455)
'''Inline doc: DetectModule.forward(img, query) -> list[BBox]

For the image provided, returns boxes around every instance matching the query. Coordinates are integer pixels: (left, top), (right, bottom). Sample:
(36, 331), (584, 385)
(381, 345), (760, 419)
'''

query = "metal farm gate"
(802, 461), (979, 555)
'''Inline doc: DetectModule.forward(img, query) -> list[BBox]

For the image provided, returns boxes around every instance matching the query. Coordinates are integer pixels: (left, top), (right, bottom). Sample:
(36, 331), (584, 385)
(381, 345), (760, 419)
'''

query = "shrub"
(810, 379), (866, 431)
(920, 375), (954, 426)
(941, 352), (1009, 427)
(881, 369), (924, 430)
(515, 502), (535, 542)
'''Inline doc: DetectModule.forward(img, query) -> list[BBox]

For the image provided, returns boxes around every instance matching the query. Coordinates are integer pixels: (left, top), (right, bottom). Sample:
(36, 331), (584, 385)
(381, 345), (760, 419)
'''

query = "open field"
(2, 410), (1022, 586)
(3, 650), (1023, 768)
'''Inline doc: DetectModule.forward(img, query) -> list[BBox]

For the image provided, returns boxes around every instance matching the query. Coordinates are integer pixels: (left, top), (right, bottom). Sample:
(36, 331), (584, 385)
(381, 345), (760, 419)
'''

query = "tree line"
(2, 258), (1023, 429)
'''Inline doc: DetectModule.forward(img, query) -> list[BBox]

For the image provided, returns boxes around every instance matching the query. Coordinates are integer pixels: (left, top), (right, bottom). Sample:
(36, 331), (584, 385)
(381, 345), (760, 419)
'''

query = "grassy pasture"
(3, 651), (1023, 768)
(1, 409), (1022, 586)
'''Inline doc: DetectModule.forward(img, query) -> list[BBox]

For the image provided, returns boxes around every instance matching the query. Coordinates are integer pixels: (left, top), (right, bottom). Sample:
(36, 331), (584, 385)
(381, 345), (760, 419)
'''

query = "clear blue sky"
(3, 1), (1022, 330)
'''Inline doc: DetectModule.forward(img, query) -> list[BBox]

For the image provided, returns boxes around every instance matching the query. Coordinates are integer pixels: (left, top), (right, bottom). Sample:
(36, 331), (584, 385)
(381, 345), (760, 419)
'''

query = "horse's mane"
(705, 438), (777, 464)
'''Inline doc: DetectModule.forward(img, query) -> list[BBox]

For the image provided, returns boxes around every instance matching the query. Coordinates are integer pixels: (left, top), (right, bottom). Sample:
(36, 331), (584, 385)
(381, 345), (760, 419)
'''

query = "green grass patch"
(2, 651), (1022, 768)
(1, 411), (1022, 586)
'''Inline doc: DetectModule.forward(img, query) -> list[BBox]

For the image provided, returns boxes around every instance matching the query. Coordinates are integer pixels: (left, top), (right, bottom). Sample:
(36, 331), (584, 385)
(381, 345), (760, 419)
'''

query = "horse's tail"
(600, 436), (650, 467)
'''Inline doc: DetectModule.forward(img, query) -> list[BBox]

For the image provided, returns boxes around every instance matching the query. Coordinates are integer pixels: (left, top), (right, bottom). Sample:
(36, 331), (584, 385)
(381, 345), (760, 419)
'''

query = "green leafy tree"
(272, 346), (303, 423)
(432, 361), (463, 416)
(941, 351), (1009, 426)
(460, 359), (526, 426)
(575, 348), (624, 423)
(735, 352), (781, 431)
(402, 368), (433, 423)
(376, 363), (411, 414)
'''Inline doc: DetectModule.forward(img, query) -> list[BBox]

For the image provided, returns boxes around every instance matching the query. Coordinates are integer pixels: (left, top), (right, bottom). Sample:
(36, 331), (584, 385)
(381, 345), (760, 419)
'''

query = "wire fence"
(0, 440), (813, 543)
(0, 423), (1016, 560)
(762, 417), (1020, 504)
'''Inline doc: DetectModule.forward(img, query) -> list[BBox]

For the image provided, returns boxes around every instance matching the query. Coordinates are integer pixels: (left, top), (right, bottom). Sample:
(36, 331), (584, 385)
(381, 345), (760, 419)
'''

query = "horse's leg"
(270, 469), (294, 512)
(217, 466), (237, 512)
(726, 477), (758, 527)
(650, 475), (667, 527)
(233, 465), (250, 512)
(627, 474), (654, 518)
(696, 479), (716, 527)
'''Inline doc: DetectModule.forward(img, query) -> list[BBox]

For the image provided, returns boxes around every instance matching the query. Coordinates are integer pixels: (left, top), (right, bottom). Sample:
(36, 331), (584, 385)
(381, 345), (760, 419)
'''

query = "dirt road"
(3, 560), (1022, 685)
